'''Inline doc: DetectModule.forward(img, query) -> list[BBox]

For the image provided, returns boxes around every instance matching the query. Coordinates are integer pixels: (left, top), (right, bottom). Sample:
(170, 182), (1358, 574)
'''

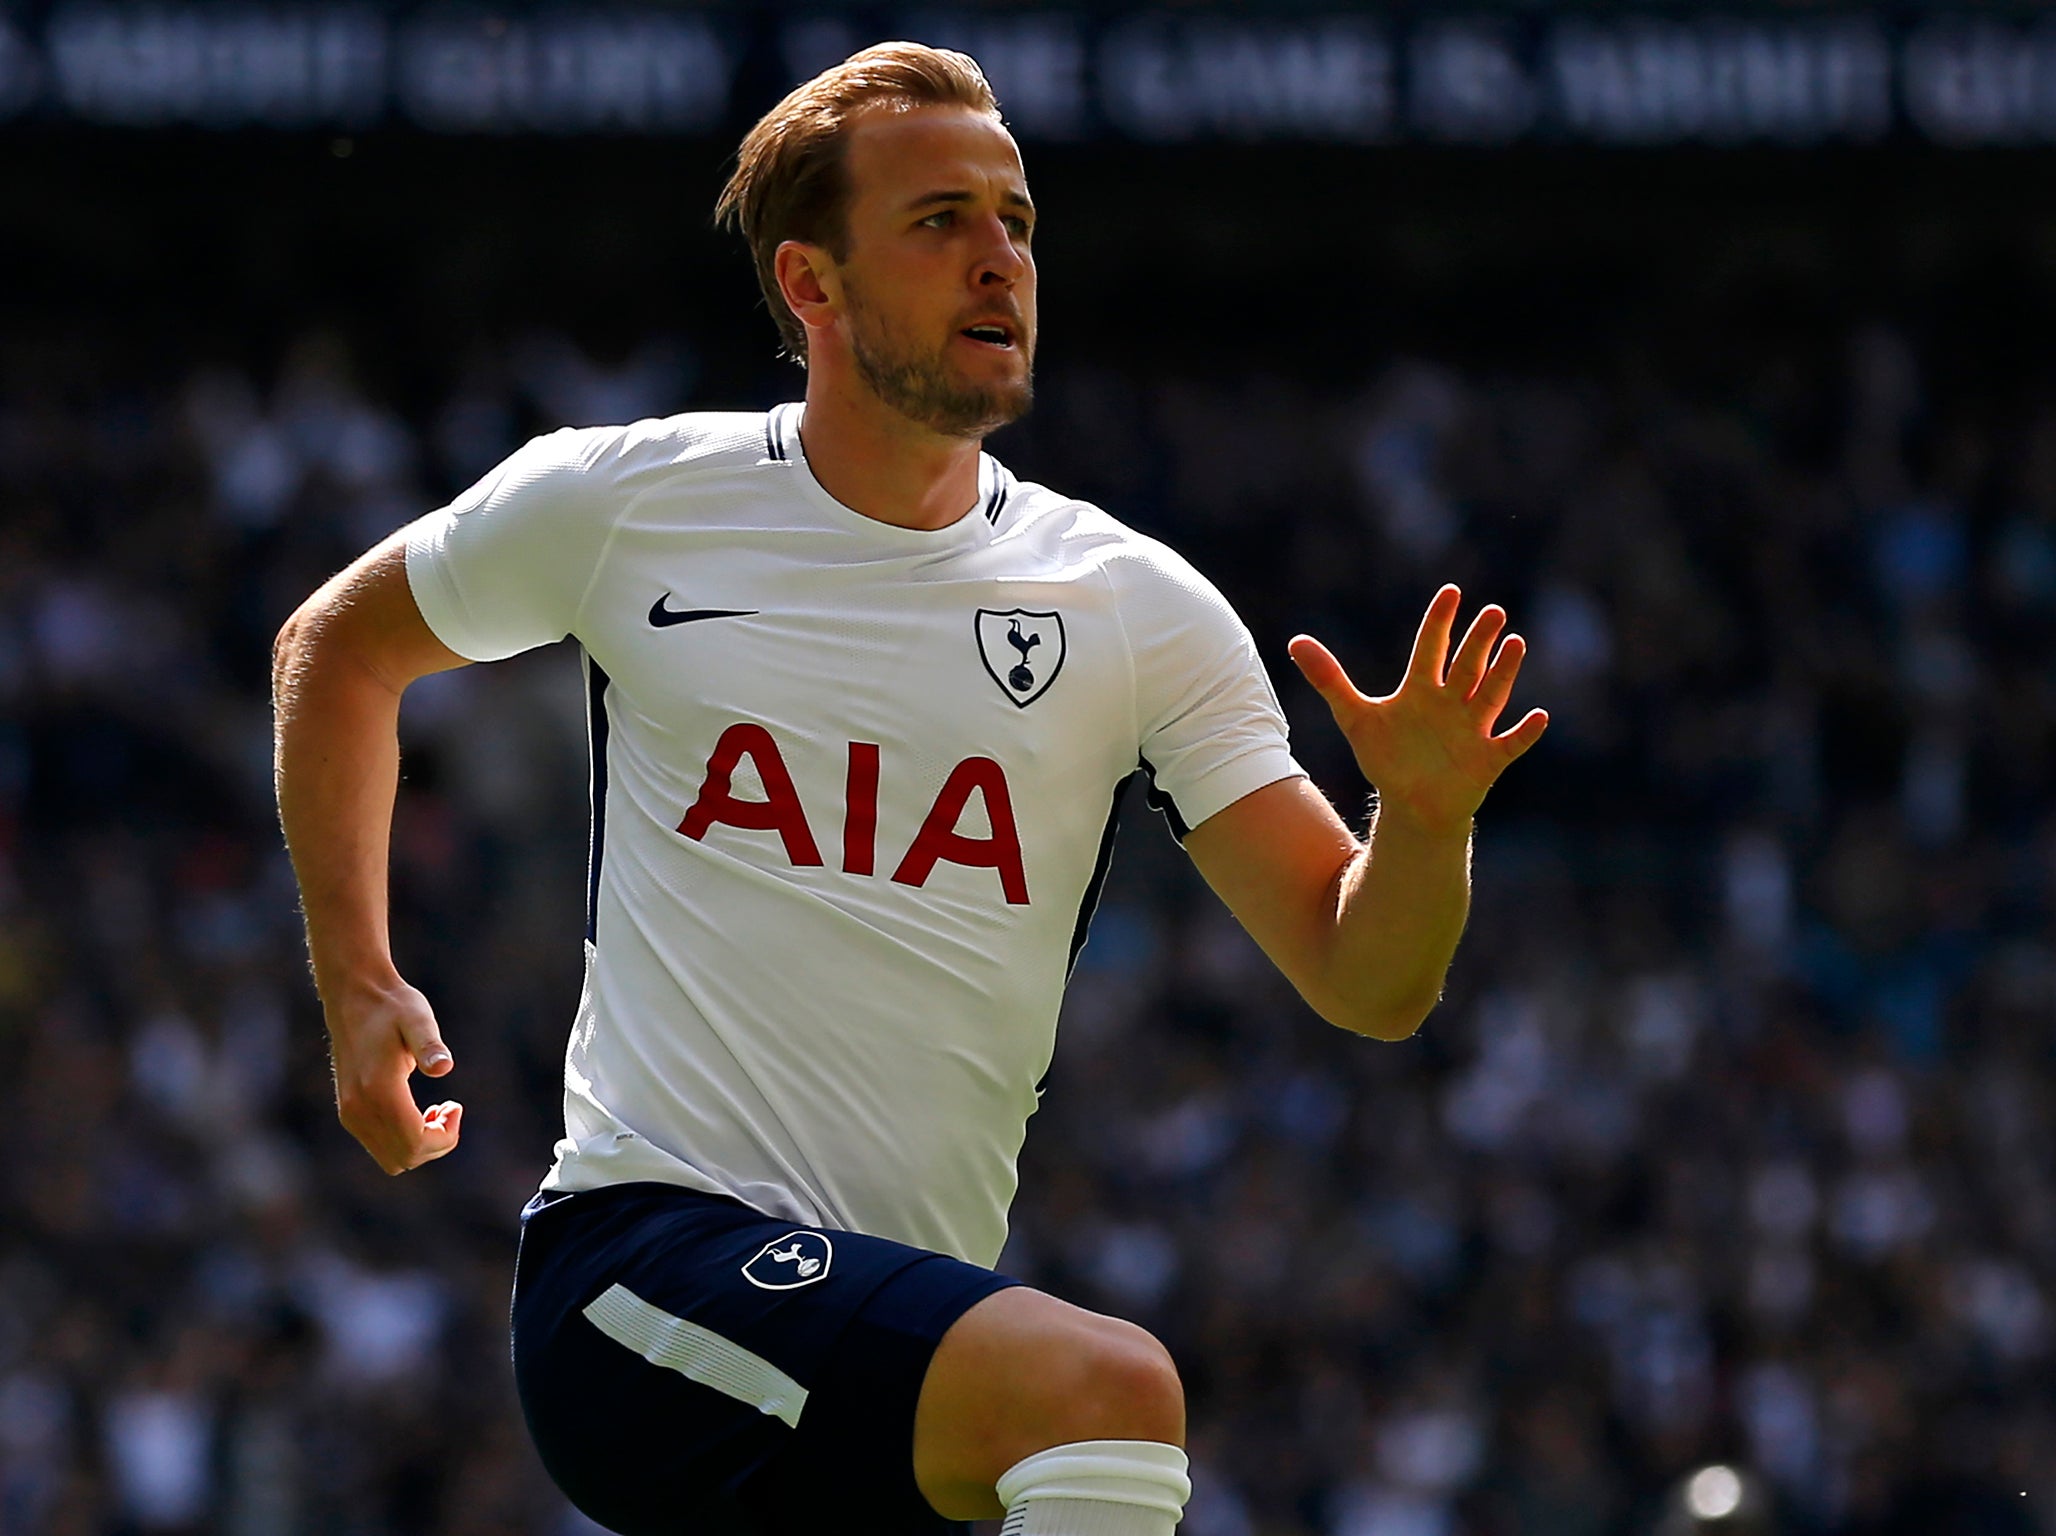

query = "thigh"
(511, 1184), (1014, 1536)
(747, 1253), (1019, 1536)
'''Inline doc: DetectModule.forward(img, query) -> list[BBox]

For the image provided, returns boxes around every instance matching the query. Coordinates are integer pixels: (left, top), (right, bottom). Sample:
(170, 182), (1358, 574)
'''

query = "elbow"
(273, 595), (354, 700)
(271, 605), (314, 695)
(1322, 991), (1439, 1043)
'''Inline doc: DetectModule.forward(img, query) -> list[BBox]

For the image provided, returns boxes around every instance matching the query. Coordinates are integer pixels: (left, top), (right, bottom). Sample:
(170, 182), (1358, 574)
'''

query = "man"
(272, 42), (1546, 1536)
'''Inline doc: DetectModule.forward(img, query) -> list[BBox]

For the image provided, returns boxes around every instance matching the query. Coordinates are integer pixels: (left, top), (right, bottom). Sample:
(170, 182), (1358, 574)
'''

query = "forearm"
(272, 538), (470, 1172)
(272, 608), (408, 1006)
(1204, 593), (1540, 1044)
(1322, 802), (1472, 1040)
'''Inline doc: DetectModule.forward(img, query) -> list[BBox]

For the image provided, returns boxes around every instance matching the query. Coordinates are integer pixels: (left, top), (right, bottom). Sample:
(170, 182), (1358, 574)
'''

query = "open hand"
(1289, 585), (1548, 834)
(327, 977), (463, 1175)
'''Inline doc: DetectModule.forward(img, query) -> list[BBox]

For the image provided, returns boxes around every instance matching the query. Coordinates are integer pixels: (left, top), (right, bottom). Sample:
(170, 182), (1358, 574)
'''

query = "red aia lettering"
(844, 742), (880, 876)
(677, 729), (1028, 904)
(892, 757), (1030, 905)
(677, 723), (824, 866)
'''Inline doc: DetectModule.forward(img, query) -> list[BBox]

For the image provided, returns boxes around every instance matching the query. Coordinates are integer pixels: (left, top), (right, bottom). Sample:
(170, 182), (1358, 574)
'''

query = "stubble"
(844, 282), (1034, 440)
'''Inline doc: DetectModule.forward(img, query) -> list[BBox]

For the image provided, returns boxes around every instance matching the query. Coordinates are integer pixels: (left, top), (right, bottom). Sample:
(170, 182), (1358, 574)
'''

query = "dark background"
(4, 9), (2056, 1535)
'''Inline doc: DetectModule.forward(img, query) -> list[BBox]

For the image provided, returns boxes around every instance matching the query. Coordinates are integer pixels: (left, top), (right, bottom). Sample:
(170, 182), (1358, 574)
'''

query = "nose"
(974, 213), (1027, 289)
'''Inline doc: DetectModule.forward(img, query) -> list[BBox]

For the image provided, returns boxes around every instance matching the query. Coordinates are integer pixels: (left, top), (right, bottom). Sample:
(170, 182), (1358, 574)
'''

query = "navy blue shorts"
(511, 1181), (1019, 1536)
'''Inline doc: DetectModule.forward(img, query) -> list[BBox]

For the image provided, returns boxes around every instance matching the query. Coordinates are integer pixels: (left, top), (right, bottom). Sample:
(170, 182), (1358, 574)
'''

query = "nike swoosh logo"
(648, 595), (760, 628)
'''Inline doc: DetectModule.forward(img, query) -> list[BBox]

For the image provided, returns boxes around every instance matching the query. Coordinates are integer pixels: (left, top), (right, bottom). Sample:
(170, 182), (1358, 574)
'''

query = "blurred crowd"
(1, 308), (2052, 1536)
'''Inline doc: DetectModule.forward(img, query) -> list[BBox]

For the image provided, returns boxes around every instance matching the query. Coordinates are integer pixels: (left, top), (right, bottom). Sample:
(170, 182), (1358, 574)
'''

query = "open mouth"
(959, 323), (1016, 350)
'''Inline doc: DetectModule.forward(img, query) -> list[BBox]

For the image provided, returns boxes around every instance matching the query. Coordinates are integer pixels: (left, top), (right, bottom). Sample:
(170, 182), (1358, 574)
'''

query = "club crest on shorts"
(976, 609), (1066, 708)
(742, 1231), (834, 1291)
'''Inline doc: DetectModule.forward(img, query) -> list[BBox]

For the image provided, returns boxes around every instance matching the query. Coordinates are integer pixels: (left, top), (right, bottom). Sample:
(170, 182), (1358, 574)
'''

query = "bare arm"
(1185, 586), (1547, 1041)
(272, 532), (473, 1173)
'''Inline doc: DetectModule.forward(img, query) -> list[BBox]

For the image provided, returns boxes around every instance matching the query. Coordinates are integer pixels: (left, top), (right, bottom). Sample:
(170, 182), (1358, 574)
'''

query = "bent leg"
(912, 1287), (1186, 1521)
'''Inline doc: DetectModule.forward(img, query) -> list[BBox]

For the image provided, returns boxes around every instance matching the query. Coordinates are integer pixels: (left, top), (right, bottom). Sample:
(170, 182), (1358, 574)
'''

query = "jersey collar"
(766, 403), (1011, 543)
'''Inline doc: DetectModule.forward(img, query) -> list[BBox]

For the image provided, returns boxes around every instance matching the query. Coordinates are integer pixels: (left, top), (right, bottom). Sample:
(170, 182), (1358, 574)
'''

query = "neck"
(797, 362), (983, 532)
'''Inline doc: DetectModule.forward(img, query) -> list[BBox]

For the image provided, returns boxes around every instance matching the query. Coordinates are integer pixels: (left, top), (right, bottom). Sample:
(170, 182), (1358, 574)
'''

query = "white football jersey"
(405, 403), (1303, 1265)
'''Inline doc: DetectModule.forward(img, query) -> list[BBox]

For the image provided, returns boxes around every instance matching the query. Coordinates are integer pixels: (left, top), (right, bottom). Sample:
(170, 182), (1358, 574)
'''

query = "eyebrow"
(905, 189), (1037, 217)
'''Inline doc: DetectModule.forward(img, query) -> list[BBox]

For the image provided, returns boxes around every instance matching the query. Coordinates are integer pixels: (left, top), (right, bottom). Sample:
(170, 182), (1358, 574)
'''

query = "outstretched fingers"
(1405, 585), (1464, 689)
(1447, 604), (1507, 698)
(1289, 634), (1368, 722)
(1493, 707), (1551, 762)
(1470, 632), (1529, 726)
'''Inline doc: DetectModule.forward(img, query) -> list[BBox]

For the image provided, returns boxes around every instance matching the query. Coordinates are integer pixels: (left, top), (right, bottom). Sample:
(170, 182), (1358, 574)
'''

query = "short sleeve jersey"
(405, 404), (1304, 1266)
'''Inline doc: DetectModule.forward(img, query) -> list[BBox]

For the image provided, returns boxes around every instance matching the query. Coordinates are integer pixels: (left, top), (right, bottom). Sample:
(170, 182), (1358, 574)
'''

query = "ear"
(774, 240), (840, 345)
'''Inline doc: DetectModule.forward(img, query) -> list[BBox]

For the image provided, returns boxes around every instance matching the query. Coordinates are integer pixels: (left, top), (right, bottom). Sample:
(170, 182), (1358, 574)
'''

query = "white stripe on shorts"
(582, 1282), (809, 1428)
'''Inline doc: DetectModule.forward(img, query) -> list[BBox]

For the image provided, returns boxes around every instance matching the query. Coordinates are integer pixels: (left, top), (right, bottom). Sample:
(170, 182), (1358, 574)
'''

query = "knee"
(1063, 1317), (1185, 1445)
(914, 1290), (1186, 1519)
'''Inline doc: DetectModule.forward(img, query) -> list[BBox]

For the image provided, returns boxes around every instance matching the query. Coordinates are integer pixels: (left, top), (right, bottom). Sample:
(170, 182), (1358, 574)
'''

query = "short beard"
(845, 287), (1033, 440)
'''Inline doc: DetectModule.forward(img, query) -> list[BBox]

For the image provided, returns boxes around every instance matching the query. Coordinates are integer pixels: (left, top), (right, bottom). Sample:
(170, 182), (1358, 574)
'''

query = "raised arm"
(1184, 586), (1547, 1041)
(273, 533), (473, 1172)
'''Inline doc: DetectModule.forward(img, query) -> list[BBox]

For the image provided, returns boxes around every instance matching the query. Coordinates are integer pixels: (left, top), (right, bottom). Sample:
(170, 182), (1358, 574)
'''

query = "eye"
(1004, 215), (1033, 240)
(920, 210), (954, 229)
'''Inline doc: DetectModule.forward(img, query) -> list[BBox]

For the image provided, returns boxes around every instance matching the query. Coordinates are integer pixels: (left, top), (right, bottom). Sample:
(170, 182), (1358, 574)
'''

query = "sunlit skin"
(1289, 586), (1549, 833)
(267, 83), (1550, 1531)
(772, 103), (1036, 530)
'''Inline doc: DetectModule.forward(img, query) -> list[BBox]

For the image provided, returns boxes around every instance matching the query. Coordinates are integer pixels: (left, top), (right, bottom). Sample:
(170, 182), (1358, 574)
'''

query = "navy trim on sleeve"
(1137, 756), (1190, 842)
(1065, 771), (1135, 979)
(584, 651), (612, 943)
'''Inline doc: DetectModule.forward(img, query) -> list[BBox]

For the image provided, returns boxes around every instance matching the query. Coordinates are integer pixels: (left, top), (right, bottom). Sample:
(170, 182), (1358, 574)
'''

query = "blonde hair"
(715, 42), (1001, 363)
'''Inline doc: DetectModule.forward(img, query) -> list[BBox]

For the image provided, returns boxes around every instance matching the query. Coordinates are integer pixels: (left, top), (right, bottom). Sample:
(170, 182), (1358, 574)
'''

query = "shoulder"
(440, 412), (778, 529)
(429, 412), (778, 548)
(996, 475), (1230, 608)
(518, 410), (776, 489)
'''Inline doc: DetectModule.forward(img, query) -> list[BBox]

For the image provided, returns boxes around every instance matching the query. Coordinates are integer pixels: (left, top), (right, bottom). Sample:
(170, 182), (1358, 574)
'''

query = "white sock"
(995, 1440), (1191, 1536)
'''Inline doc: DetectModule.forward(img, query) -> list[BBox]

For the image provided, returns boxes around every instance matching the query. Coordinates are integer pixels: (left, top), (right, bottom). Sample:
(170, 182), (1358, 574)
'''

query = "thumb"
(1288, 635), (1365, 718)
(394, 998), (454, 1077)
